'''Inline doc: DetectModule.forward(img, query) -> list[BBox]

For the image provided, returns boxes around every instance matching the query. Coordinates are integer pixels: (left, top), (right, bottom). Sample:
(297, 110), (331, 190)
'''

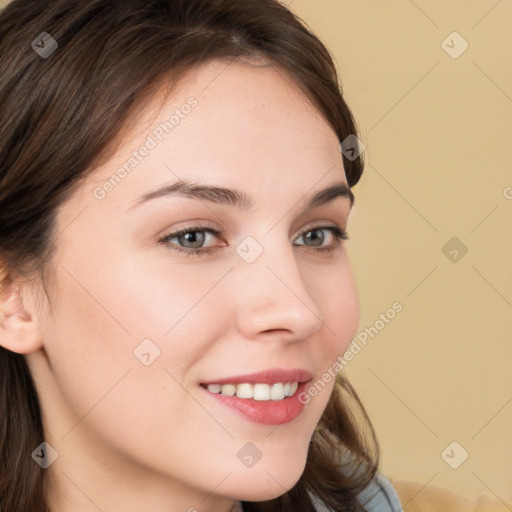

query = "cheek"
(110, 247), (230, 338)
(314, 254), (360, 359)
(42, 269), (139, 425)
(294, 255), (359, 412)
(42, 264), (212, 462)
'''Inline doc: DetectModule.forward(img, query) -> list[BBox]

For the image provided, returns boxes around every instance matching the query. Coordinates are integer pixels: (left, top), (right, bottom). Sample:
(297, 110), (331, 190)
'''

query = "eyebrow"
(128, 179), (354, 211)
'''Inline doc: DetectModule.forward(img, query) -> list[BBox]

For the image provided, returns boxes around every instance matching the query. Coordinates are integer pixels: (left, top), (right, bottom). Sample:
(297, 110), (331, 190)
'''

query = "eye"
(294, 225), (348, 253)
(158, 223), (221, 256)
(158, 223), (348, 257)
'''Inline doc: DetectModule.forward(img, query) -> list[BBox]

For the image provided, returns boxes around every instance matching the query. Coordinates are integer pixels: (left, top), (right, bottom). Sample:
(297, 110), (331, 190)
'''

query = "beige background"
(288, 0), (512, 505)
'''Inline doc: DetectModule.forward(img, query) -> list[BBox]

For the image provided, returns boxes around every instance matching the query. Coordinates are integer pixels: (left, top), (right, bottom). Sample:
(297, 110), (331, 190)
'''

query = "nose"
(232, 234), (324, 344)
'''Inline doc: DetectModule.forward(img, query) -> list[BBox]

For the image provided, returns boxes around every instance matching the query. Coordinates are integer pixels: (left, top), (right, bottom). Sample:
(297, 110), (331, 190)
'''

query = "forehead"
(82, 59), (347, 214)
(122, 58), (338, 151)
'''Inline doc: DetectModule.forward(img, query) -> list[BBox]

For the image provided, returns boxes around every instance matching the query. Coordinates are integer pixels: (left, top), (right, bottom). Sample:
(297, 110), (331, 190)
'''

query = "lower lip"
(200, 382), (309, 425)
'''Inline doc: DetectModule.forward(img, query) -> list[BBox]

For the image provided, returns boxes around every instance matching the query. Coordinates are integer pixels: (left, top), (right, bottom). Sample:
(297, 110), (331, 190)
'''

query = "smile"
(203, 382), (299, 401)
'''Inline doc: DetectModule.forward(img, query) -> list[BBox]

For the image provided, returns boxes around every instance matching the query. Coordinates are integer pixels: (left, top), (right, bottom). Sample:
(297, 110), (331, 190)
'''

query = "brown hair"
(0, 0), (379, 510)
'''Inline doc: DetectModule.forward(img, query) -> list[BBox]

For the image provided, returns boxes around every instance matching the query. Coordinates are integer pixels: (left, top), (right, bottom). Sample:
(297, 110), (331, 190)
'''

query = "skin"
(0, 58), (359, 511)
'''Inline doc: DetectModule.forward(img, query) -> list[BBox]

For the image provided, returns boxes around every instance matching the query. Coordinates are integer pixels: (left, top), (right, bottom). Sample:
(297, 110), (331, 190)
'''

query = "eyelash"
(158, 222), (349, 257)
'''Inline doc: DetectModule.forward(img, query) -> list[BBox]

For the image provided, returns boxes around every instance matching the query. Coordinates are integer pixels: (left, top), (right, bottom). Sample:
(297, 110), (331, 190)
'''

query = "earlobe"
(0, 277), (44, 355)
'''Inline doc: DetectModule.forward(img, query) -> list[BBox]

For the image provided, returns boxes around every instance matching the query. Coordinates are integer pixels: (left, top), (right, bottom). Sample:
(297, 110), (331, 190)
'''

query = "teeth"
(236, 383), (253, 399)
(207, 384), (222, 394)
(253, 383), (270, 401)
(206, 382), (299, 401)
(220, 384), (236, 396)
(270, 383), (284, 400)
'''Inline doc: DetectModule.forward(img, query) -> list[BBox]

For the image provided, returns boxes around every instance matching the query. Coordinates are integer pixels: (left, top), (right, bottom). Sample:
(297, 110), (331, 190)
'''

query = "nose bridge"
(232, 229), (324, 339)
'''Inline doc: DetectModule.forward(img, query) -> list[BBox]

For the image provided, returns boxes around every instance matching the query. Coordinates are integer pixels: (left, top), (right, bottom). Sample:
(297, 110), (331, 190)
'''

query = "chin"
(230, 456), (307, 502)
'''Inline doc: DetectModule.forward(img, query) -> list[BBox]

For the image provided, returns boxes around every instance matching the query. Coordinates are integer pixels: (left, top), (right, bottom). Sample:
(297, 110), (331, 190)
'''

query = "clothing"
(231, 501), (244, 512)
(234, 472), (403, 511)
(355, 474), (404, 511)
(308, 473), (403, 511)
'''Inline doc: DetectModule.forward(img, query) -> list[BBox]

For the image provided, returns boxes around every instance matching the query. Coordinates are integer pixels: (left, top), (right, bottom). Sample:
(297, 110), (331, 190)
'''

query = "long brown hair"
(0, 0), (379, 510)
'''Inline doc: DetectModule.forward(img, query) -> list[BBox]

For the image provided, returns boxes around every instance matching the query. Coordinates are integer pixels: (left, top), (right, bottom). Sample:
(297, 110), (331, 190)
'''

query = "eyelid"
(159, 222), (220, 241)
(159, 218), (345, 240)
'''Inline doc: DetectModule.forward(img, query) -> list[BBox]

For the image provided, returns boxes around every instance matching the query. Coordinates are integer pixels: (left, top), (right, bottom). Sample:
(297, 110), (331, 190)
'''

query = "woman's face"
(27, 59), (359, 511)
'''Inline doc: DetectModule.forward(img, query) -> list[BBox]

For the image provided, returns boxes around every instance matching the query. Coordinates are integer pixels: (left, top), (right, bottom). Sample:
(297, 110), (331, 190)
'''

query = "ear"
(0, 270), (44, 354)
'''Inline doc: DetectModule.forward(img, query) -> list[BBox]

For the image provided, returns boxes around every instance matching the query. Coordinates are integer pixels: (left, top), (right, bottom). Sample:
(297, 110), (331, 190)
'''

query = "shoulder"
(356, 473), (404, 511)
(307, 472), (404, 512)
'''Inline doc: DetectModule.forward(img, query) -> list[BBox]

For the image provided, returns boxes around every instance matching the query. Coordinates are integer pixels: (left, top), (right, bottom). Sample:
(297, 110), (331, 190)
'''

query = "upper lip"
(201, 368), (313, 386)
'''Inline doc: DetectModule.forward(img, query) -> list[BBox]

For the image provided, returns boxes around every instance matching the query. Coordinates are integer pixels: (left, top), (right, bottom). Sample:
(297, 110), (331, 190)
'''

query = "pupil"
(183, 231), (204, 248)
(306, 229), (323, 247)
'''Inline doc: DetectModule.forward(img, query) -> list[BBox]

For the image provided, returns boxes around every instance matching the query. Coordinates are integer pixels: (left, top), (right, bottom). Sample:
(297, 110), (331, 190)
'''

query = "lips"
(200, 368), (313, 386)
(199, 368), (313, 425)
